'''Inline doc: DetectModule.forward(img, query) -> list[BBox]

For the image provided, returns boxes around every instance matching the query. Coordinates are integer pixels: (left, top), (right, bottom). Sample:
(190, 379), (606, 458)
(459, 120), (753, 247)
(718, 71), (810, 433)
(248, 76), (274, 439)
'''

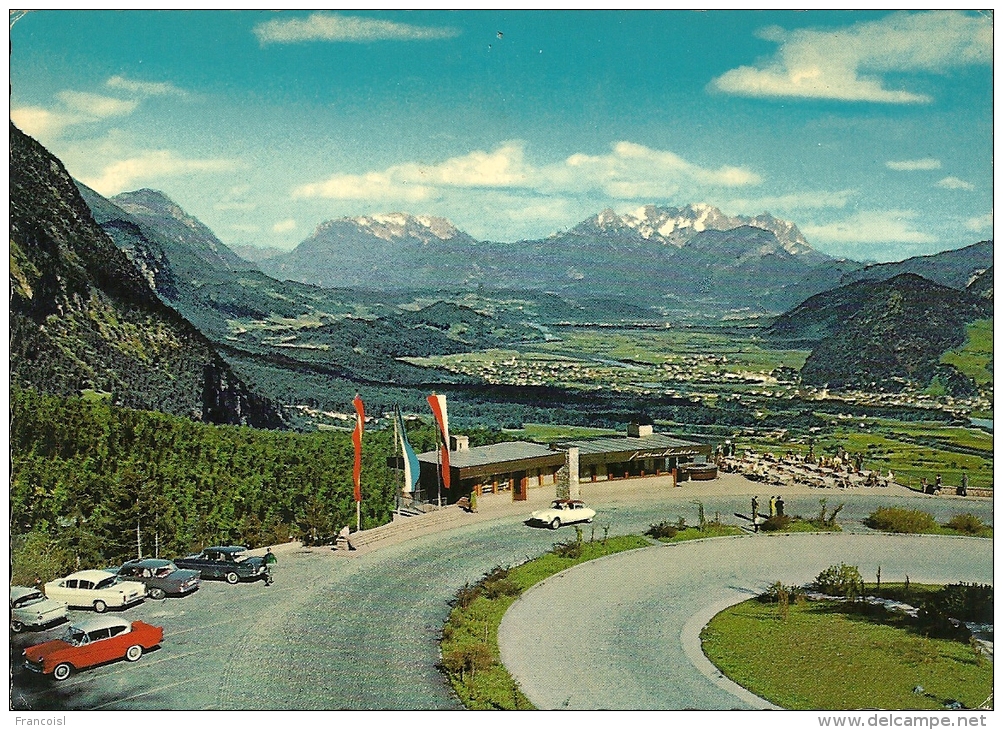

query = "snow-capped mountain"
(347, 212), (464, 243)
(259, 212), (479, 289)
(259, 203), (855, 314)
(571, 203), (825, 261)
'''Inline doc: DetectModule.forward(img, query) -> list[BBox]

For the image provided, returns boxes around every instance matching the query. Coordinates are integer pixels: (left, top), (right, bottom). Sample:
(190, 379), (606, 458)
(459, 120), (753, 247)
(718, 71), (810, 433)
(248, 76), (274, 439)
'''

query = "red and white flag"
(426, 393), (451, 490)
(352, 394), (365, 502)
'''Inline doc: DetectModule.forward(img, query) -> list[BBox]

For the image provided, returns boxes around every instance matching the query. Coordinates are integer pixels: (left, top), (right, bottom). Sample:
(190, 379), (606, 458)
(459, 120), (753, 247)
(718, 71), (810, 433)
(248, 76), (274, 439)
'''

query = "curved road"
(498, 533), (993, 710)
(10, 492), (993, 710)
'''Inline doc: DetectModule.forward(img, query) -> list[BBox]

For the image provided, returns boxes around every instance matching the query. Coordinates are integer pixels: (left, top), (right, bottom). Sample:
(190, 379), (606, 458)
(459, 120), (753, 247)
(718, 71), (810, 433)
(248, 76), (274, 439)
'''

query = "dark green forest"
(10, 387), (470, 583)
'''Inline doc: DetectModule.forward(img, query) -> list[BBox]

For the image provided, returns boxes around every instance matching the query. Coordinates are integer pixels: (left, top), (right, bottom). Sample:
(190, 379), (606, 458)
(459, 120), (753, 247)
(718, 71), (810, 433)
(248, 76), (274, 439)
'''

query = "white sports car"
(44, 570), (147, 613)
(529, 499), (596, 530)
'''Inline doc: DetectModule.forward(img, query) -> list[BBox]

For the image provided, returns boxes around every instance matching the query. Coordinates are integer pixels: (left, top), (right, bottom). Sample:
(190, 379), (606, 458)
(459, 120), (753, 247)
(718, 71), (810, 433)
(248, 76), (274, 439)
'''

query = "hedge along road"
(498, 533), (993, 710)
(10, 490), (992, 710)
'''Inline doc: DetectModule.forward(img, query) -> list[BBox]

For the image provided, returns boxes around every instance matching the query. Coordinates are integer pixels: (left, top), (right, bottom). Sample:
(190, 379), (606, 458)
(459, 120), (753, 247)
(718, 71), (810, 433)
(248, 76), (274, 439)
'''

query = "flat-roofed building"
(414, 440), (566, 501)
(558, 429), (713, 484)
(396, 423), (715, 504)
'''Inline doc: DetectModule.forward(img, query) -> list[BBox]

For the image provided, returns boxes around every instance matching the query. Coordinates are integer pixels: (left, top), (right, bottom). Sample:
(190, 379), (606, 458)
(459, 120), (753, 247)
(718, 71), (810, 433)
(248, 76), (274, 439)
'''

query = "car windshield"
(14, 592), (45, 608)
(61, 627), (87, 646)
(154, 566), (174, 578)
(94, 576), (119, 590)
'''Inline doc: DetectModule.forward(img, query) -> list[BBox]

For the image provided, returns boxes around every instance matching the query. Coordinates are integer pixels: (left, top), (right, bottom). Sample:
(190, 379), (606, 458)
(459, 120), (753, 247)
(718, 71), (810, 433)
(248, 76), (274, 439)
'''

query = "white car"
(44, 570), (147, 613)
(529, 499), (597, 530)
(10, 586), (68, 633)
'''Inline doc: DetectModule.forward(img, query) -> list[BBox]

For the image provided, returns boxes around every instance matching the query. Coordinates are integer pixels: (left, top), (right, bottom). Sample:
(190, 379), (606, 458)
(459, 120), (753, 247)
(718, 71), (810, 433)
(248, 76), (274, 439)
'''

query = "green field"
(941, 319), (994, 387)
(702, 598), (993, 710)
(409, 325), (992, 491)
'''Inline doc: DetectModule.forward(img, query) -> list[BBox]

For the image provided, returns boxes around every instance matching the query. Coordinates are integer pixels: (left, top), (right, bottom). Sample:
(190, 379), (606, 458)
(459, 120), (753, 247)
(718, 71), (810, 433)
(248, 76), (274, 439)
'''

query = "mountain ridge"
(10, 122), (284, 428)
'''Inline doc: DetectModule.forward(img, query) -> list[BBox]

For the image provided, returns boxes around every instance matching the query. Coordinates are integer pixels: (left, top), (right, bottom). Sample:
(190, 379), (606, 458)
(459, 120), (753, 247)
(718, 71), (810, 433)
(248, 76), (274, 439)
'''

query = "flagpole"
(436, 441), (442, 508)
(393, 406), (401, 514)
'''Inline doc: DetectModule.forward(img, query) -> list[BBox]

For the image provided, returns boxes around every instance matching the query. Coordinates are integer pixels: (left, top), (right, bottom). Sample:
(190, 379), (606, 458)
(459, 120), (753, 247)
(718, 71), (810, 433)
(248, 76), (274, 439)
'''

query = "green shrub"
(452, 582), (480, 609)
(759, 515), (792, 532)
(864, 507), (938, 534)
(760, 580), (806, 603)
(813, 563), (864, 599)
(552, 526), (584, 558)
(441, 642), (494, 681)
(11, 531), (74, 586)
(924, 583), (993, 624)
(945, 513), (990, 536)
(646, 521), (679, 539)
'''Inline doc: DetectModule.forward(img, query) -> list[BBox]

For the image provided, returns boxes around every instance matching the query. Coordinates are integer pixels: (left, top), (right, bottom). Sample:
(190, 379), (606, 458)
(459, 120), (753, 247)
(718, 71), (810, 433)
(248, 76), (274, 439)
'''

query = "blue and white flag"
(395, 406), (421, 494)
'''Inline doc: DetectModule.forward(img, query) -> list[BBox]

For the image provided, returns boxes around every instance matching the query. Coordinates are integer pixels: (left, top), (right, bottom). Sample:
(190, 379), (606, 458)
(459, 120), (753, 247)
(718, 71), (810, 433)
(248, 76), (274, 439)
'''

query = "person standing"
(263, 547), (277, 586)
(769, 495), (777, 518)
(751, 496), (760, 532)
(960, 471), (968, 497)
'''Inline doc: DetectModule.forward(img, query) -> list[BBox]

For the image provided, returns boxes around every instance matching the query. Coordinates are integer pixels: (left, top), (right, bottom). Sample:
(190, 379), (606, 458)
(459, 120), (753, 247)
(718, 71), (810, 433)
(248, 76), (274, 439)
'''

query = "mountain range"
(258, 204), (855, 316)
(11, 123), (994, 424)
(9, 123), (283, 427)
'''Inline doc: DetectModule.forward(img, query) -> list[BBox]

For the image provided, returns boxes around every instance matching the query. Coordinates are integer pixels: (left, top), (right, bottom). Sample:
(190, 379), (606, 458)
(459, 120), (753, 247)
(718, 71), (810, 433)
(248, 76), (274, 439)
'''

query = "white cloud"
(294, 171), (435, 202)
(293, 141), (760, 204)
(802, 210), (937, 244)
(886, 158), (941, 171)
(10, 106), (84, 138)
(254, 12), (459, 45)
(936, 176), (975, 190)
(272, 218), (297, 233)
(56, 90), (137, 118)
(964, 212), (993, 231)
(106, 75), (187, 97)
(711, 11), (991, 103)
(81, 150), (239, 195)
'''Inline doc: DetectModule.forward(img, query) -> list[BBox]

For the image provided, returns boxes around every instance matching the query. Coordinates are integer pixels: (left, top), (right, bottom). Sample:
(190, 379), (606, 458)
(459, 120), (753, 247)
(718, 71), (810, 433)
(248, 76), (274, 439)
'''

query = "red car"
(23, 616), (163, 681)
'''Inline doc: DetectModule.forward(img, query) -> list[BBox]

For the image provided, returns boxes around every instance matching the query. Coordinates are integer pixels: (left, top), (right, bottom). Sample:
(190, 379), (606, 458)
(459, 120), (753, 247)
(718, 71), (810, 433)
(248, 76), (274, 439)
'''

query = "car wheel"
(149, 587), (166, 600)
(53, 663), (72, 681)
(125, 645), (143, 662)
(225, 572), (239, 585)
(11, 620), (24, 633)
(550, 517), (561, 530)
(93, 600), (107, 613)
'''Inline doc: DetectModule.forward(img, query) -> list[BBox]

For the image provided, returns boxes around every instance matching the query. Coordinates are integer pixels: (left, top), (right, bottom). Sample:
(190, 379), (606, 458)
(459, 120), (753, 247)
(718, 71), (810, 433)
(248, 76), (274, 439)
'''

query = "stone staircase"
(336, 505), (475, 553)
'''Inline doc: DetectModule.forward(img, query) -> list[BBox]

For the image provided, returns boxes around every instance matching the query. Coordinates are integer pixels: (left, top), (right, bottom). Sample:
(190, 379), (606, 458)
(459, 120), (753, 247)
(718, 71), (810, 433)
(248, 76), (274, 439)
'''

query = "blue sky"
(9, 10), (993, 262)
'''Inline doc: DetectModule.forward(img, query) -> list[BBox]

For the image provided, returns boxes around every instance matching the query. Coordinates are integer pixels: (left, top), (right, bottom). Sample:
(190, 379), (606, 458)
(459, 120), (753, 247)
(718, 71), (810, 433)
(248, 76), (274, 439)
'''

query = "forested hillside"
(10, 123), (283, 427)
(9, 388), (437, 582)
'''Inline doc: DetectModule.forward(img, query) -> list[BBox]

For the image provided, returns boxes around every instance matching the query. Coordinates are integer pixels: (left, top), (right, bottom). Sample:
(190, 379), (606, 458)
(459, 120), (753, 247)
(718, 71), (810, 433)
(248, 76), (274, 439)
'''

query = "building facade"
(398, 424), (714, 503)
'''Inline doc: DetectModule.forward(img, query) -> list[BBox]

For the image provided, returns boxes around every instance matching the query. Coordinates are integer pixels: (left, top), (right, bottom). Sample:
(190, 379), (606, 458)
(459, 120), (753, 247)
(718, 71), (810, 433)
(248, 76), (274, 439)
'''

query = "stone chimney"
(627, 422), (653, 438)
(450, 434), (469, 451)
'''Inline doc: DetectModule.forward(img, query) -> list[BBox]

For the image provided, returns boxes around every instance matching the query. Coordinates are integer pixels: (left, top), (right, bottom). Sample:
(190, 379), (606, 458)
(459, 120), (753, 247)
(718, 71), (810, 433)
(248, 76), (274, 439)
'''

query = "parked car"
(116, 558), (201, 600)
(23, 616), (163, 681)
(44, 570), (147, 613)
(529, 499), (597, 529)
(174, 546), (268, 584)
(10, 587), (68, 633)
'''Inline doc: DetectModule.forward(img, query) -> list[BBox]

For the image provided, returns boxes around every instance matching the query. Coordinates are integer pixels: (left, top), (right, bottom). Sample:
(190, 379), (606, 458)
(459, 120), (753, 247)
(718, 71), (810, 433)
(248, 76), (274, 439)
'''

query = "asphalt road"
(9, 491), (993, 710)
(498, 533), (994, 710)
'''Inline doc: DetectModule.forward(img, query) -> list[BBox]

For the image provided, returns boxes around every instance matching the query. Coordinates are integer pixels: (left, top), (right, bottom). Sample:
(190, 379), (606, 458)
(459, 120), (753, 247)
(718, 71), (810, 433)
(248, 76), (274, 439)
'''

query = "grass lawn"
(701, 599), (993, 710)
